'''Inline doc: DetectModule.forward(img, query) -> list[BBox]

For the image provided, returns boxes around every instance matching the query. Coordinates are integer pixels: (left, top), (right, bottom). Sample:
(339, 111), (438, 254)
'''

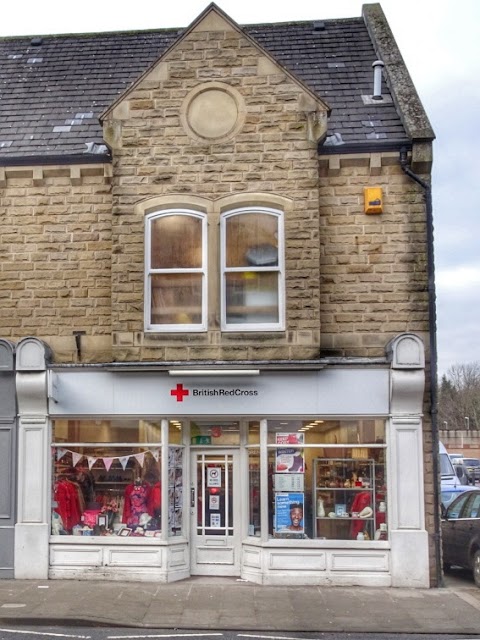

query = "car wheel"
(474, 550), (480, 588)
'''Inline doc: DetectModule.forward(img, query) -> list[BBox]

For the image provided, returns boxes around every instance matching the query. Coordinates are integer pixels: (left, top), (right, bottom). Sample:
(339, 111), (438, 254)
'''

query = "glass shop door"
(190, 450), (240, 576)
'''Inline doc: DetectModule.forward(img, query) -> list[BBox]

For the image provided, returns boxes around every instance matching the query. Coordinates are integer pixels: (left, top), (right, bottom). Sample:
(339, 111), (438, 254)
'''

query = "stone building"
(0, 3), (437, 586)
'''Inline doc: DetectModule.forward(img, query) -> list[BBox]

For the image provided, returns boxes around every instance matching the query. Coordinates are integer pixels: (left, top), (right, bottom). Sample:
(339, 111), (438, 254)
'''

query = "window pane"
(225, 272), (278, 324)
(248, 421), (260, 445)
(190, 420), (240, 446)
(226, 213), (278, 268)
(52, 447), (161, 537)
(265, 420), (387, 542)
(267, 419), (385, 445)
(168, 420), (183, 445)
(168, 447), (184, 536)
(151, 273), (202, 325)
(248, 450), (261, 536)
(268, 446), (387, 541)
(151, 215), (202, 269)
(52, 419), (161, 443)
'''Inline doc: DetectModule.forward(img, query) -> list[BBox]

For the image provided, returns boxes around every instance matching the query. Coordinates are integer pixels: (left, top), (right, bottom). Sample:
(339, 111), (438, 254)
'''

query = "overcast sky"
(1, 0), (478, 379)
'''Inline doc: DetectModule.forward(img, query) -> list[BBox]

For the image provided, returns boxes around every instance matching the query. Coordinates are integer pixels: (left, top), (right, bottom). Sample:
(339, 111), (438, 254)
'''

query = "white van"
(440, 442), (461, 488)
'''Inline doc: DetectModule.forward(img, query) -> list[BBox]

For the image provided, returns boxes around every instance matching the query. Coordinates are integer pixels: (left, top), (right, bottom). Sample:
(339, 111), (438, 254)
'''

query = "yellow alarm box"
(364, 187), (383, 214)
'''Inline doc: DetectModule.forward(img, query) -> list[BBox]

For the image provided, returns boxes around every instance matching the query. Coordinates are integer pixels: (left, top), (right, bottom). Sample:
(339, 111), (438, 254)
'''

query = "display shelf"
(313, 457), (387, 541)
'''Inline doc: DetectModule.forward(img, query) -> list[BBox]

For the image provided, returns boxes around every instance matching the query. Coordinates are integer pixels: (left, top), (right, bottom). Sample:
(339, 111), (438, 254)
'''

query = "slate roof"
(0, 16), (411, 162)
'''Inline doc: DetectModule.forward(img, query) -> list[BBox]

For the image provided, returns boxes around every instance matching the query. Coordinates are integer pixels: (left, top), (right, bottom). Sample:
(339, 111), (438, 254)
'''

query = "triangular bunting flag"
(87, 456), (97, 470)
(56, 448), (67, 461)
(134, 452), (145, 468)
(103, 457), (114, 472)
(72, 452), (83, 467)
(119, 455), (130, 470)
(152, 449), (160, 461)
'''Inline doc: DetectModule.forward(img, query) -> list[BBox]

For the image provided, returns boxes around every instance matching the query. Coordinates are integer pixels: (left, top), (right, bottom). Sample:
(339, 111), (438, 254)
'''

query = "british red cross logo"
(170, 383), (190, 402)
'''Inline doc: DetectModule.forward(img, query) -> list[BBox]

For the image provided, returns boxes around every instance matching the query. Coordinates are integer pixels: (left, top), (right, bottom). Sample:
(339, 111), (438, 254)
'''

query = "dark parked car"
(463, 458), (480, 483)
(442, 488), (480, 587)
(453, 462), (473, 485)
(441, 485), (472, 508)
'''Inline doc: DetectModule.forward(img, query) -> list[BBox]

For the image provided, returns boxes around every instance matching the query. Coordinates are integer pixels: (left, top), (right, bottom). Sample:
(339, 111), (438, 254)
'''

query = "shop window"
(51, 419), (183, 539)
(248, 449), (261, 536)
(145, 210), (207, 331)
(190, 420), (240, 446)
(221, 207), (285, 331)
(265, 419), (387, 542)
(168, 446), (184, 535)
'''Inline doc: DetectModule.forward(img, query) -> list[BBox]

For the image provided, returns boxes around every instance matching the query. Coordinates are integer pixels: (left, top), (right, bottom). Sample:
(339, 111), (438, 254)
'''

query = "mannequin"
(123, 478), (152, 527)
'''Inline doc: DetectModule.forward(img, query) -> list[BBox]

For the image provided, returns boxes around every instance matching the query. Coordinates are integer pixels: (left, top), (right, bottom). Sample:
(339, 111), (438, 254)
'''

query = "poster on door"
(207, 466), (222, 487)
(210, 513), (221, 528)
(275, 433), (304, 473)
(209, 494), (220, 510)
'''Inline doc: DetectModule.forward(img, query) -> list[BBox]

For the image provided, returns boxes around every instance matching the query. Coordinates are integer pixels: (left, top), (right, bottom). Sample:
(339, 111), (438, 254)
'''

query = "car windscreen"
(440, 452), (455, 476)
(463, 459), (480, 467)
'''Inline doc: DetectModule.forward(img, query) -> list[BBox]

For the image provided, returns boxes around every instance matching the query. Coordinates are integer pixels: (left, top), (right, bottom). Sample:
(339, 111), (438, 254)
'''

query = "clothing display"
(150, 481), (161, 518)
(76, 468), (96, 504)
(54, 478), (82, 531)
(350, 491), (371, 539)
(123, 481), (153, 527)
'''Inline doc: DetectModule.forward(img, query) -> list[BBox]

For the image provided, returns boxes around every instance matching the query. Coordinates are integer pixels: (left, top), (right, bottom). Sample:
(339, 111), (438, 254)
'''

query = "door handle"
(191, 488), (195, 508)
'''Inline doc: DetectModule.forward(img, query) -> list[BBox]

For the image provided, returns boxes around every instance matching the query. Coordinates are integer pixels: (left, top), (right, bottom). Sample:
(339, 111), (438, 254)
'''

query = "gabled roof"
(102, 3), (331, 123)
(0, 4), (431, 163)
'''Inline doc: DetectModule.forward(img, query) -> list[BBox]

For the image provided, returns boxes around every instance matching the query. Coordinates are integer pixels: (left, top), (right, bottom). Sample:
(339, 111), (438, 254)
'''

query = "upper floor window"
(221, 207), (285, 331)
(145, 210), (207, 332)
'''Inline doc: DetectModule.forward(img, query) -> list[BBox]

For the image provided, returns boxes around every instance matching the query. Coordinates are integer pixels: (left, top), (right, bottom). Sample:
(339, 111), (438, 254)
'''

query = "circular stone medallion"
(181, 83), (245, 142)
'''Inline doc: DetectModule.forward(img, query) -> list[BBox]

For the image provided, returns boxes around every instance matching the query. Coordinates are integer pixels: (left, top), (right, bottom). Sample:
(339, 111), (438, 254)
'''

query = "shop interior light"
(168, 369), (260, 376)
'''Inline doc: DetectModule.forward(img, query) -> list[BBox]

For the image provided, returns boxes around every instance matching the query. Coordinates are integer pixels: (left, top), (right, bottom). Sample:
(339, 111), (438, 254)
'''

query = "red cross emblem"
(171, 383), (189, 402)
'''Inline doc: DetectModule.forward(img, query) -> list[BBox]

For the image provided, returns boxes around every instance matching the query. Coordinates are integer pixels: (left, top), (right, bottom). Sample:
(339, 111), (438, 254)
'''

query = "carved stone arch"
(16, 337), (52, 372)
(214, 192), (293, 215)
(0, 338), (15, 371)
(134, 194), (212, 217)
(386, 332), (425, 370)
(387, 333), (426, 415)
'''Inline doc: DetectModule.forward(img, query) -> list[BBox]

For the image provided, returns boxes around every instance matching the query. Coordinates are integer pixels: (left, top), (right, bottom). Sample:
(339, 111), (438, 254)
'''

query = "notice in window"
(275, 433), (304, 473)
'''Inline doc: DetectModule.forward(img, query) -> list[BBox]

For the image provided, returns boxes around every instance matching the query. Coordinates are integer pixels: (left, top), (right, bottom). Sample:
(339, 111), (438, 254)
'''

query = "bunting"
(103, 457), (114, 472)
(119, 456), (130, 471)
(53, 448), (161, 470)
(134, 452), (145, 468)
(56, 448), (67, 461)
(72, 452), (83, 467)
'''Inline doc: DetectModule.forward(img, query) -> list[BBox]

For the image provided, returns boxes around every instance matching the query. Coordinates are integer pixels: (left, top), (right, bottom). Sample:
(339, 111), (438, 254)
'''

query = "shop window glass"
(190, 420), (240, 446)
(266, 419), (387, 542)
(168, 447), (184, 536)
(168, 420), (183, 445)
(145, 210), (207, 331)
(248, 449), (261, 536)
(52, 419), (165, 539)
(267, 418), (384, 445)
(53, 419), (161, 444)
(221, 207), (284, 331)
(248, 420), (260, 445)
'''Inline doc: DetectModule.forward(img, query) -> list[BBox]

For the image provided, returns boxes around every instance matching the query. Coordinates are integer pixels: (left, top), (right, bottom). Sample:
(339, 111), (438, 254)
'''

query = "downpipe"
(399, 148), (443, 587)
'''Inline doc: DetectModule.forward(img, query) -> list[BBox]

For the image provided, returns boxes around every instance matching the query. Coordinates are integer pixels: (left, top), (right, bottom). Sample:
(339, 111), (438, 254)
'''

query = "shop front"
(14, 335), (430, 587)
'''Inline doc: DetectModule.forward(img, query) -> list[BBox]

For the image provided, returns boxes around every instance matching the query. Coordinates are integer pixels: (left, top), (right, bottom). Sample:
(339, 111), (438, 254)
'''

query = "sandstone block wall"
(0, 165), (113, 362)
(319, 155), (430, 358)
(104, 23), (323, 362)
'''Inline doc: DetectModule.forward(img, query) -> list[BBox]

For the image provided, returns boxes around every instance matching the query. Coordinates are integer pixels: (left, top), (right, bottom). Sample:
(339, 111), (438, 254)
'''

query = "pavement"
(0, 575), (480, 634)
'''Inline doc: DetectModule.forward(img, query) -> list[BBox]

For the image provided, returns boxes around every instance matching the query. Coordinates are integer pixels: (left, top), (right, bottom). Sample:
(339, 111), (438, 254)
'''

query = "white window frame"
(145, 209), (208, 332)
(220, 206), (285, 332)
